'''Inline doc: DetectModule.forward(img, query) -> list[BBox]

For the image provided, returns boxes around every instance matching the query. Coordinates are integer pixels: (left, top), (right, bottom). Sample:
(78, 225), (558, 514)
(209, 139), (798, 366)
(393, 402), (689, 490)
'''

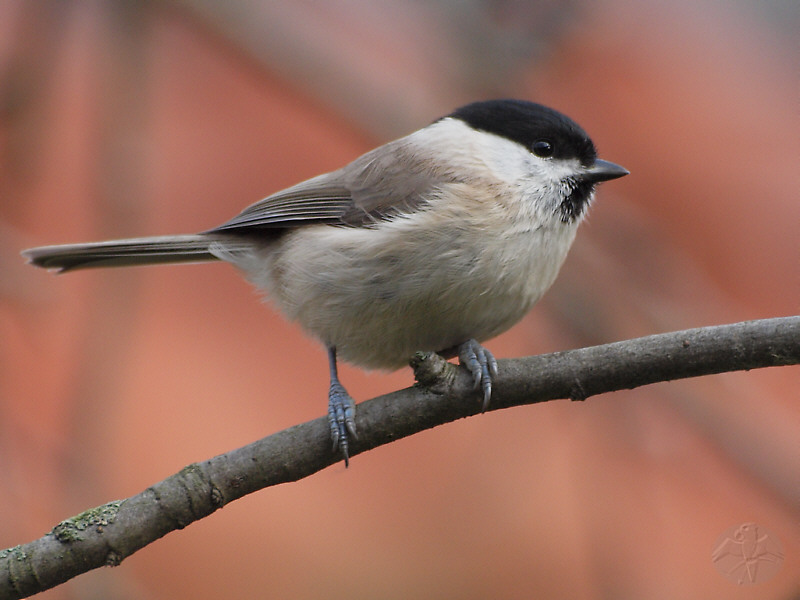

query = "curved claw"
(328, 381), (357, 466)
(457, 339), (498, 412)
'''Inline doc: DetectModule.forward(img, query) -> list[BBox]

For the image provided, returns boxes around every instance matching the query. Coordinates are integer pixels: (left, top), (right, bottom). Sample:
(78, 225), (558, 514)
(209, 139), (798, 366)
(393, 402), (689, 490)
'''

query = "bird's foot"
(457, 339), (498, 411)
(328, 380), (357, 466)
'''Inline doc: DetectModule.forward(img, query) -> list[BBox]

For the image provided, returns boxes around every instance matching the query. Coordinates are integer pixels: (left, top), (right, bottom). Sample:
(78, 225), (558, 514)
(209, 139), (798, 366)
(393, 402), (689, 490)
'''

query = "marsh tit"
(23, 99), (628, 464)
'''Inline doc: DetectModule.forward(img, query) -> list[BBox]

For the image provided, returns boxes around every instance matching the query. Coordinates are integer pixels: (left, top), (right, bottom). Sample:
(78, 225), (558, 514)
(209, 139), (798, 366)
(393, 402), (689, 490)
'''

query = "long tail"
(22, 234), (225, 272)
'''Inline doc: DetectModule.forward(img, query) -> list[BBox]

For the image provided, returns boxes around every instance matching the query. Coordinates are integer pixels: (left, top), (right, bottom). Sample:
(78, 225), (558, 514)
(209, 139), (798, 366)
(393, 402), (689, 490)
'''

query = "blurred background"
(1, 1), (798, 598)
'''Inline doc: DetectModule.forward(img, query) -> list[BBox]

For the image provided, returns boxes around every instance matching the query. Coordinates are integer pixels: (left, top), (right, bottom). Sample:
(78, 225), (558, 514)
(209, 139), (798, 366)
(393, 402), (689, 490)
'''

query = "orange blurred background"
(1, 1), (797, 599)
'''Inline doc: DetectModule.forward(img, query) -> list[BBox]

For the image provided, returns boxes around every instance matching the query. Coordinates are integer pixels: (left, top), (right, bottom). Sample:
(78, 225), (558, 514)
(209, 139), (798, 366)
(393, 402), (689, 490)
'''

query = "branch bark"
(2, 316), (798, 598)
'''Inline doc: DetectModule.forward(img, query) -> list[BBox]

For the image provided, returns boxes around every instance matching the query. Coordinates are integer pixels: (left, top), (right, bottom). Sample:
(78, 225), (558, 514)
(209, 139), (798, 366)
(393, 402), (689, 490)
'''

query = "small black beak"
(584, 159), (629, 183)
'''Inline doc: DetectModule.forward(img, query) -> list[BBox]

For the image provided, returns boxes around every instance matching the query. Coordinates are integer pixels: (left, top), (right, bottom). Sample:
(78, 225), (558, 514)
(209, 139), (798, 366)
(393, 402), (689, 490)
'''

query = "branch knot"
(410, 351), (458, 394)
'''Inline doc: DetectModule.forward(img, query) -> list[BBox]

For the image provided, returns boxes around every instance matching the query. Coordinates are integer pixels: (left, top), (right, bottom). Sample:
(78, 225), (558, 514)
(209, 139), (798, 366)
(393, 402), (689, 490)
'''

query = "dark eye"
(532, 140), (554, 157)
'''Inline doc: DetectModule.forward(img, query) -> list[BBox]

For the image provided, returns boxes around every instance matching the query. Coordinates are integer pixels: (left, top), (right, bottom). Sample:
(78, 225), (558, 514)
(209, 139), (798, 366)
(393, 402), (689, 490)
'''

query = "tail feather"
(22, 234), (223, 272)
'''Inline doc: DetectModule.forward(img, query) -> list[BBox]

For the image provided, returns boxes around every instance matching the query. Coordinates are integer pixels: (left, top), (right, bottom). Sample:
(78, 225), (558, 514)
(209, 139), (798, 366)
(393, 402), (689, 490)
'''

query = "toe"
(457, 339), (498, 411)
(328, 383), (356, 465)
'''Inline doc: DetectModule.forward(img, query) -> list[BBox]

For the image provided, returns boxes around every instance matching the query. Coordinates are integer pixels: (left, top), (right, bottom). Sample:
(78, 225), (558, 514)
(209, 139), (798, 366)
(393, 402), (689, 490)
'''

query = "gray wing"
(209, 173), (353, 230)
(209, 140), (457, 233)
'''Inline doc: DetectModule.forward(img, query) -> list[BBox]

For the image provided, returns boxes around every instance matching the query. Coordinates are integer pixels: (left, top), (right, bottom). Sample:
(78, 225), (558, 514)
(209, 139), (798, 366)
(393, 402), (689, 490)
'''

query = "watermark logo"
(712, 523), (784, 585)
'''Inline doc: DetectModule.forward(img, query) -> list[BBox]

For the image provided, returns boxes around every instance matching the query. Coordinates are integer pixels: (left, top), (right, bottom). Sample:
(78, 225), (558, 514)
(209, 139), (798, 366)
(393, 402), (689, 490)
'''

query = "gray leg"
(457, 339), (499, 412)
(327, 346), (357, 465)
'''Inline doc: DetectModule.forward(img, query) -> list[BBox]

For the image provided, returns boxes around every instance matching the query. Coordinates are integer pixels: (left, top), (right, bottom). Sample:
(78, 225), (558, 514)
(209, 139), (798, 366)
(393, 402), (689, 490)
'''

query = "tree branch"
(2, 316), (798, 598)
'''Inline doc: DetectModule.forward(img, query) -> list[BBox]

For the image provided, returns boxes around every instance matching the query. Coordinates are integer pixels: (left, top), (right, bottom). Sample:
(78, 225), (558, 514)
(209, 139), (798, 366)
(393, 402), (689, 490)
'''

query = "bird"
(22, 99), (628, 465)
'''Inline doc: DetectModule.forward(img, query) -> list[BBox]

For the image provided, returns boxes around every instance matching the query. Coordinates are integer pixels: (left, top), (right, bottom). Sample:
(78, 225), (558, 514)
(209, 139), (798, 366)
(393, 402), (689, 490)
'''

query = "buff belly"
(229, 210), (578, 370)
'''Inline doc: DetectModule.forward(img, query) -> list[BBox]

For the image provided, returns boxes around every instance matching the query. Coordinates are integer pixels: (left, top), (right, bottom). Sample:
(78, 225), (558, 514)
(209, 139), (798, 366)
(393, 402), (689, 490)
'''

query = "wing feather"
(208, 140), (457, 233)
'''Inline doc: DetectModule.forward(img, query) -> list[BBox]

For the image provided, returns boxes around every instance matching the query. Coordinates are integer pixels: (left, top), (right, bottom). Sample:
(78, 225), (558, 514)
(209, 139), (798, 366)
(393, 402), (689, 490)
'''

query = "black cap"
(448, 99), (598, 165)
